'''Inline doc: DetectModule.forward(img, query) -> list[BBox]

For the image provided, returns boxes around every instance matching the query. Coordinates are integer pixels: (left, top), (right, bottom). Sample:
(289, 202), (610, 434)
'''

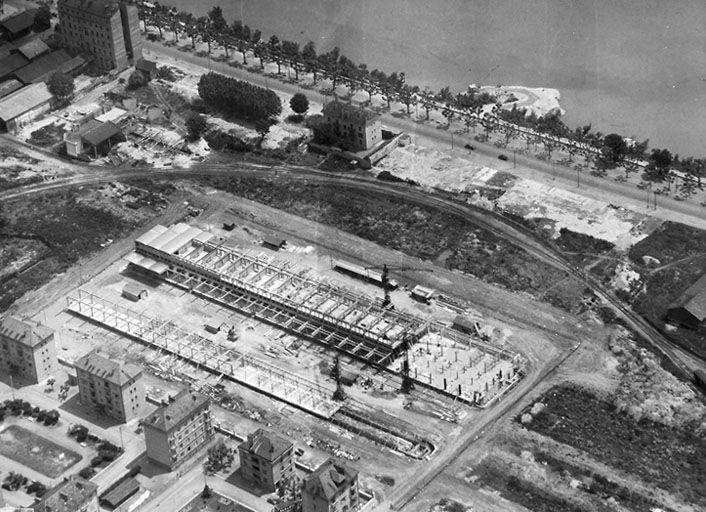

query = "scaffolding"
(66, 290), (341, 418)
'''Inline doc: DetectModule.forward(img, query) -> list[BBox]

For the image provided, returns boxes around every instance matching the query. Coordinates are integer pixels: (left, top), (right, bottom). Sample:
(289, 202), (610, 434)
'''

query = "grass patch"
(520, 384), (706, 507)
(0, 425), (81, 478)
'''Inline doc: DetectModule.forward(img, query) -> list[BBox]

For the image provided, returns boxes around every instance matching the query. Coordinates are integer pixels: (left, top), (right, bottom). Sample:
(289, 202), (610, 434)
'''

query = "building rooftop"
(14, 49), (72, 84)
(144, 390), (209, 433)
(304, 459), (358, 501)
(58, 0), (120, 18)
(15, 38), (50, 60)
(669, 273), (706, 322)
(135, 58), (157, 74)
(74, 349), (142, 386)
(239, 429), (293, 462)
(0, 9), (38, 37)
(0, 83), (52, 120)
(0, 315), (54, 348)
(31, 475), (97, 512)
(137, 223), (213, 255)
(323, 101), (379, 126)
(0, 78), (23, 99)
(99, 477), (139, 509)
(81, 120), (122, 146)
(0, 53), (29, 79)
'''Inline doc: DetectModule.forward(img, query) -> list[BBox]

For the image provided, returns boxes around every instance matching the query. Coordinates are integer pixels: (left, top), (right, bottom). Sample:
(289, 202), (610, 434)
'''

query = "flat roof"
(95, 107), (127, 123)
(14, 49), (72, 84)
(0, 82), (52, 121)
(0, 78), (23, 98)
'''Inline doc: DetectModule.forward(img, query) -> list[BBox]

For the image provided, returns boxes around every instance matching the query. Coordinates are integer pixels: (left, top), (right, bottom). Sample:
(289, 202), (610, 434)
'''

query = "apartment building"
(0, 315), (56, 384)
(302, 459), (359, 512)
(74, 350), (144, 423)
(57, 0), (142, 71)
(238, 429), (294, 492)
(322, 101), (382, 151)
(143, 390), (213, 470)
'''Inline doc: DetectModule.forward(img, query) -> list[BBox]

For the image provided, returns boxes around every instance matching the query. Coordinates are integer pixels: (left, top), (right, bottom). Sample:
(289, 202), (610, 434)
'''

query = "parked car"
(498, 154), (509, 161)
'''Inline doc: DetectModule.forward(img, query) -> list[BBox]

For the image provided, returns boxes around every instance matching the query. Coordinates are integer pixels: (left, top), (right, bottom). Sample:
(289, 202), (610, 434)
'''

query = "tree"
(255, 119), (273, 147)
(649, 148), (672, 179)
(290, 93), (309, 114)
(208, 6), (227, 32)
(185, 113), (208, 141)
(47, 72), (74, 98)
(302, 41), (318, 84)
(267, 35), (283, 74)
(281, 40), (301, 80)
(602, 133), (627, 165)
(198, 72), (281, 121)
(34, 5), (51, 31)
(127, 71), (147, 90)
(201, 485), (212, 500)
(204, 441), (233, 474)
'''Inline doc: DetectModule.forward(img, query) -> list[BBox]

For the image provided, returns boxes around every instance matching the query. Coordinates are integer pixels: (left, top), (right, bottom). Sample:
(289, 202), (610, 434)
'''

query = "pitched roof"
(144, 390), (209, 433)
(0, 78), (23, 99)
(304, 459), (358, 501)
(239, 429), (293, 462)
(32, 475), (97, 512)
(81, 120), (122, 146)
(669, 273), (706, 322)
(14, 49), (72, 84)
(74, 350), (142, 386)
(0, 53), (29, 79)
(15, 38), (50, 60)
(0, 9), (38, 36)
(58, 0), (119, 18)
(0, 82), (52, 121)
(323, 101), (379, 125)
(0, 315), (54, 348)
(100, 477), (139, 509)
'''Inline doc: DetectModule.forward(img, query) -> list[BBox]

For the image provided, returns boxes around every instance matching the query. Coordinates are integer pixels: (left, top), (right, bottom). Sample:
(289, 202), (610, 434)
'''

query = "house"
(74, 349), (144, 422)
(0, 82), (52, 133)
(262, 236), (286, 251)
(0, 315), (56, 385)
(31, 475), (99, 512)
(142, 390), (213, 470)
(13, 38), (49, 60)
(122, 283), (148, 301)
(135, 58), (157, 80)
(666, 273), (706, 330)
(238, 429), (294, 492)
(58, 0), (141, 71)
(0, 9), (37, 41)
(302, 459), (359, 512)
(322, 101), (382, 151)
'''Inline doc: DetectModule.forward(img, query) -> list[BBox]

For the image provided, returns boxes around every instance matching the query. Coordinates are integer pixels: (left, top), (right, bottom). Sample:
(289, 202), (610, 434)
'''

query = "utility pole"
(450, 132), (454, 149)
(513, 149), (516, 168)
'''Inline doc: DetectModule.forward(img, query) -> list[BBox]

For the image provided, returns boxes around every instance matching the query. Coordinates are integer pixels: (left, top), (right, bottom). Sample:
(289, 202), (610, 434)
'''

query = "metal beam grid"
(66, 290), (341, 418)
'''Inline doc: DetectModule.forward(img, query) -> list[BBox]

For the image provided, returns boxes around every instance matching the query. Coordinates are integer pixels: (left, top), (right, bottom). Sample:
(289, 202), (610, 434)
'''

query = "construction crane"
(400, 337), (414, 393)
(364, 264), (434, 308)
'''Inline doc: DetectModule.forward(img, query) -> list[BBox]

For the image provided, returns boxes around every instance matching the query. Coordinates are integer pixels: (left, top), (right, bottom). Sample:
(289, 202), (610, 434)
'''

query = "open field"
(0, 425), (81, 478)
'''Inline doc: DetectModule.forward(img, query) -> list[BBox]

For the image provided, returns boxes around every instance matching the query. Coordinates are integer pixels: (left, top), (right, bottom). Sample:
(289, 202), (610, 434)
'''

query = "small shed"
(262, 236), (286, 251)
(81, 121), (124, 157)
(410, 285), (435, 303)
(204, 321), (221, 334)
(452, 315), (478, 335)
(339, 367), (359, 386)
(135, 58), (158, 80)
(100, 477), (140, 510)
(122, 283), (148, 301)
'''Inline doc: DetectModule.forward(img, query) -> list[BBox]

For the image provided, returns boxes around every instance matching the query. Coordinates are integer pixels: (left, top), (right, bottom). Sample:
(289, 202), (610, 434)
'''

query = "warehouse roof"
(304, 459), (358, 501)
(32, 475), (97, 512)
(81, 120), (122, 146)
(74, 350), (142, 386)
(0, 53), (29, 79)
(0, 82), (52, 121)
(14, 49), (72, 83)
(100, 477), (139, 509)
(15, 38), (50, 60)
(668, 273), (706, 322)
(144, 390), (209, 433)
(0, 315), (54, 348)
(138, 223), (213, 255)
(0, 9), (37, 36)
(125, 252), (169, 274)
(239, 429), (292, 462)
(0, 78), (23, 98)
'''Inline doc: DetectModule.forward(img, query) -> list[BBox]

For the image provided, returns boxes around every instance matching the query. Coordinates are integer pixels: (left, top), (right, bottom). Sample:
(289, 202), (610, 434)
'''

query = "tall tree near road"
(268, 35), (283, 74)
(602, 133), (627, 165)
(281, 40), (301, 80)
(302, 41), (319, 84)
(208, 6), (227, 32)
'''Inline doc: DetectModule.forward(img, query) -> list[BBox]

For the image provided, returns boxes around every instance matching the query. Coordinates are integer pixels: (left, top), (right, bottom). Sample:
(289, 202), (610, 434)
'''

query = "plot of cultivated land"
(0, 425), (82, 478)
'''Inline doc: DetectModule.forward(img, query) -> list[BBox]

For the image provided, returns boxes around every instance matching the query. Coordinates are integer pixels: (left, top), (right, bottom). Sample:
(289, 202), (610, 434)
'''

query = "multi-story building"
(31, 475), (99, 512)
(143, 390), (213, 470)
(302, 459), (359, 512)
(238, 429), (294, 492)
(0, 315), (56, 385)
(322, 101), (382, 151)
(57, 0), (142, 71)
(74, 349), (144, 423)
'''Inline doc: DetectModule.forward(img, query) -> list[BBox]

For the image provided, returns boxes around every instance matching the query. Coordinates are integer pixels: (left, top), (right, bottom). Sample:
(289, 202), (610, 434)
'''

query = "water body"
(161, 0), (706, 156)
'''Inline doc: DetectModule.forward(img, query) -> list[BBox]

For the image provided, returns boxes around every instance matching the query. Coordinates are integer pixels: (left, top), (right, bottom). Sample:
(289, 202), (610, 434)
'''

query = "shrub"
(290, 93), (309, 114)
(127, 71), (147, 90)
(47, 72), (74, 98)
(78, 466), (96, 479)
(185, 113), (208, 142)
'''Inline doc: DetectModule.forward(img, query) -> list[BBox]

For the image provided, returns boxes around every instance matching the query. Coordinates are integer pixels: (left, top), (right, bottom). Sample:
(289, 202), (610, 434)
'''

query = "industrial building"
(238, 429), (295, 492)
(57, 0), (142, 71)
(333, 260), (398, 289)
(302, 459), (359, 512)
(322, 101), (382, 151)
(142, 390), (214, 470)
(0, 315), (56, 384)
(64, 119), (125, 158)
(31, 475), (99, 512)
(667, 273), (706, 330)
(0, 82), (53, 133)
(74, 349), (144, 423)
(13, 49), (86, 84)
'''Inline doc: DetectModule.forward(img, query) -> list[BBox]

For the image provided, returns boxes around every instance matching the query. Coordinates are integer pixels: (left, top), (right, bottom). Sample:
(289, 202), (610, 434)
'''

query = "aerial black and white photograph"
(0, 1), (705, 511)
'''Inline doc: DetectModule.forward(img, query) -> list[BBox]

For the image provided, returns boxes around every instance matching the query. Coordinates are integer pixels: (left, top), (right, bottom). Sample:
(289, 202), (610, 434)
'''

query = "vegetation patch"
(0, 425), (81, 478)
(519, 384), (706, 507)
